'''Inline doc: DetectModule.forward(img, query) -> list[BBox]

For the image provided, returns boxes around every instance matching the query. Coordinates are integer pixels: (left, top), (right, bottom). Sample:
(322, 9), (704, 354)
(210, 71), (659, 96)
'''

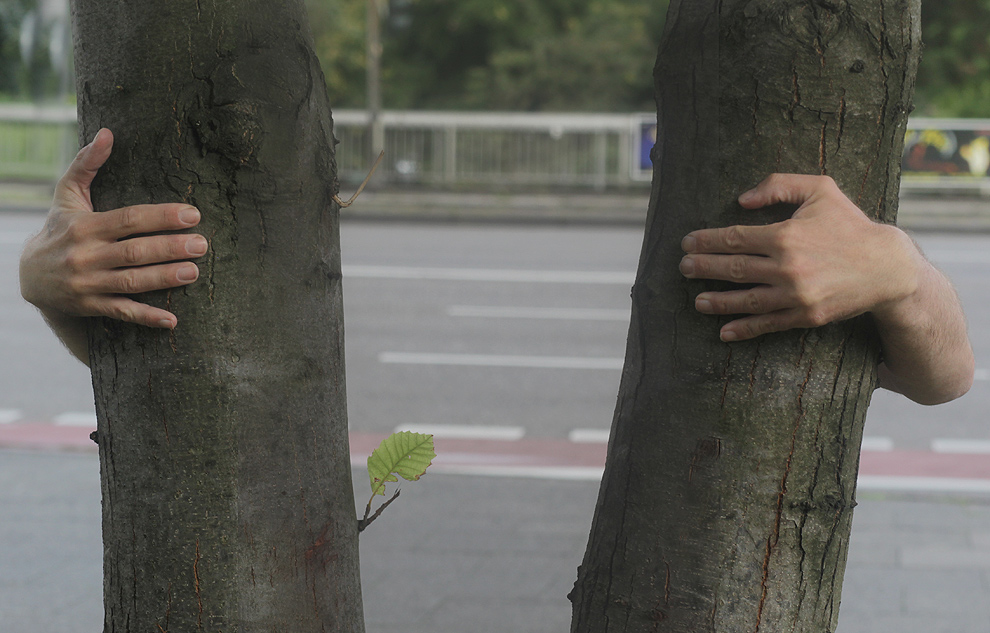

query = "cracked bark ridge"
(71, 1), (364, 631)
(569, 1), (919, 632)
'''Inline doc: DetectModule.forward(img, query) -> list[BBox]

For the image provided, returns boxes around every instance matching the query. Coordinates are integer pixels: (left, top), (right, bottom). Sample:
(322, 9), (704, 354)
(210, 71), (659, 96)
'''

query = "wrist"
(868, 225), (925, 324)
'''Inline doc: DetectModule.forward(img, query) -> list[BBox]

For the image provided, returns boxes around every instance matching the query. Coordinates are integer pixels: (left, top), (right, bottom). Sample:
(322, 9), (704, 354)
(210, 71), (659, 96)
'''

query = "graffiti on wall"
(902, 128), (990, 180)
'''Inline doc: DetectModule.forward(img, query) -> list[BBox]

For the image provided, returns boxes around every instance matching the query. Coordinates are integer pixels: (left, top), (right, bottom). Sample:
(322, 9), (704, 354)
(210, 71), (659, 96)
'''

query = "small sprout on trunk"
(358, 431), (435, 532)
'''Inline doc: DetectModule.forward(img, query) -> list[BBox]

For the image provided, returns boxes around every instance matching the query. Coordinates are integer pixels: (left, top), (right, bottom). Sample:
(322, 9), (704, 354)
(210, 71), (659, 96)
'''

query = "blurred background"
(0, 0), (988, 193)
(2, 2), (990, 633)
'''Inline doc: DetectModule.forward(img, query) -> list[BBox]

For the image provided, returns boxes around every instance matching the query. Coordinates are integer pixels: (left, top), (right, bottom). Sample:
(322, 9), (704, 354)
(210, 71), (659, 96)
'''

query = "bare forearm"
(873, 259), (974, 405)
(39, 309), (90, 366)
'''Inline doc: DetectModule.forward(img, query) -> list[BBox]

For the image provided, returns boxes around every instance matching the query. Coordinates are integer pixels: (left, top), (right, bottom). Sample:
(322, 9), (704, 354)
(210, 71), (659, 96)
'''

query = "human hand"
(19, 128), (207, 329)
(679, 174), (922, 342)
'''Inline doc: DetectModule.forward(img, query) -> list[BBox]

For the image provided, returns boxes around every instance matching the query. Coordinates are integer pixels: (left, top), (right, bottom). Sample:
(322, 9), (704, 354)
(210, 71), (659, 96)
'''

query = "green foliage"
(358, 431), (434, 532)
(367, 430), (435, 497)
(305, 0), (666, 112)
(0, 0), (69, 101)
(916, 0), (990, 118)
(382, 0), (666, 111)
(305, 0), (368, 108)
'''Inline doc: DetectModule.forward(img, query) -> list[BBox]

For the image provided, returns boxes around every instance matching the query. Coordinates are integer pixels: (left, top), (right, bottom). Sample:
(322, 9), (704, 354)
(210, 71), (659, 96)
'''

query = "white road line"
(857, 476), (990, 494)
(569, 429), (611, 444)
(53, 412), (97, 427)
(378, 352), (624, 370)
(861, 436), (895, 452)
(393, 424), (526, 441)
(447, 305), (629, 321)
(429, 464), (607, 481)
(0, 409), (22, 424)
(353, 466), (990, 491)
(931, 439), (990, 454)
(343, 265), (633, 285)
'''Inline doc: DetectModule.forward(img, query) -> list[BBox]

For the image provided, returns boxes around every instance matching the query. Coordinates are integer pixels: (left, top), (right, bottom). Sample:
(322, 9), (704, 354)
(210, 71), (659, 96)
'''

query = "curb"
(3, 184), (988, 232)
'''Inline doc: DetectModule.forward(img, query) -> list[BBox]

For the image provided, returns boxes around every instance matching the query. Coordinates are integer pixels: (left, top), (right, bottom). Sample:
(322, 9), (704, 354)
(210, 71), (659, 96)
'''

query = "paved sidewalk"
(1, 449), (988, 633)
(3, 181), (988, 231)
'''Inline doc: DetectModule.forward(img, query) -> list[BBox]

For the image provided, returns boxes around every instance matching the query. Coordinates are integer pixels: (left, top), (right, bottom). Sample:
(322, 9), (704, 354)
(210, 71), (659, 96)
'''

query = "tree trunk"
(72, 2), (364, 631)
(570, 2), (920, 632)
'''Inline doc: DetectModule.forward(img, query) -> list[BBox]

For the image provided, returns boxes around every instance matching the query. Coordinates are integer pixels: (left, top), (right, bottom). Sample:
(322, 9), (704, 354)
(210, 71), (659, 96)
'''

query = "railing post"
(444, 125), (458, 185)
(593, 130), (607, 191)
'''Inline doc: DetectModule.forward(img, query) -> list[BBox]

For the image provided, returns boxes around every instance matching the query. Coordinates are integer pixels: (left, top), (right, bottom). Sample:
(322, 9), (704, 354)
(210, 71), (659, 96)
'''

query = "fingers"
(682, 223), (781, 258)
(95, 296), (179, 329)
(55, 129), (114, 207)
(100, 233), (208, 269)
(692, 285), (832, 342)
(85, 261), (200, 297)
(93, 203), (201, 240)
(694, 286), (781, 317)
(737, 173), (837, 209)
(680, 252), (778, 284)
(717, 311), (804, 342)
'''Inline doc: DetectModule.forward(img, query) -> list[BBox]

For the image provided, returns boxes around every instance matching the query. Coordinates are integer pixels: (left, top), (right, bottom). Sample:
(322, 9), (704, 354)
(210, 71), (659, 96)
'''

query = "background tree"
(914, 0), (990, 117)
(302, 0), (667, 111)
(7, 0), (989, 116)
(381, 0), (666, 111)
(569, 1), (920, 632)
(72, 1), (365, 631)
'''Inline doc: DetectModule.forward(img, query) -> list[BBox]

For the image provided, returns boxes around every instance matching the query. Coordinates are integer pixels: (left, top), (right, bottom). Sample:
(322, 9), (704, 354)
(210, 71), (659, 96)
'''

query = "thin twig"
(357, 488), (401, 533)
(333, 150), (385, 208)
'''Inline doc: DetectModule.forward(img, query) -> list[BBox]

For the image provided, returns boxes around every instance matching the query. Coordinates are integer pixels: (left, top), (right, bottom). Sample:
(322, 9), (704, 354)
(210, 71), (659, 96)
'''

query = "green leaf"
(367, 431), (435, 497)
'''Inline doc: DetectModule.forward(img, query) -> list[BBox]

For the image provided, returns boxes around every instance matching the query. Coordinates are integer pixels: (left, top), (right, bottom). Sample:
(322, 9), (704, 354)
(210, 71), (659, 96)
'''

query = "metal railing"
(332, 110), (646, 190)
(1, 104), (988, 194)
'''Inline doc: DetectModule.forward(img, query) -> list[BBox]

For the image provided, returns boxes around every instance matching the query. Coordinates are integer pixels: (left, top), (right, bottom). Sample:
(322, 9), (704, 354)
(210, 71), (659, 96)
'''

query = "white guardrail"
(1, 104), (988, 193)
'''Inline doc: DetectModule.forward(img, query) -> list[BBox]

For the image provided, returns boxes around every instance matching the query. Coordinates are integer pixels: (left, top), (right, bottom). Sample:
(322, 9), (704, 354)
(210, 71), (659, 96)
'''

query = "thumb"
(738, 173), (833, 210)
(55, 128), (114, 208)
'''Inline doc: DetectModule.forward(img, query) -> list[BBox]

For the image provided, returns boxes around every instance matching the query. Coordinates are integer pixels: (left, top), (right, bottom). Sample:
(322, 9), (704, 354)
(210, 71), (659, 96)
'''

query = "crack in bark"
(193, 539), (203, 631)
(747, 340), (762, 397)
(819, 118), (829, 174)
(754, 357), (814, 633)
(207, 228), (218, 304)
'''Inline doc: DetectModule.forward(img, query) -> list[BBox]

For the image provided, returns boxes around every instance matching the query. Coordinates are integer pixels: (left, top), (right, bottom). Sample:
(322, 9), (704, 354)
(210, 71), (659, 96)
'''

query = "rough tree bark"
(570, 1), (920, 632)
(72, 1), (364, 631)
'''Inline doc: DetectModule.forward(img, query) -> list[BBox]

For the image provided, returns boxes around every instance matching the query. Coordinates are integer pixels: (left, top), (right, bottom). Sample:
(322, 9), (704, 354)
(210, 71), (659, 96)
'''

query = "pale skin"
(20, 133), (974, 405)
(680, 173), (975, 405)
(19, 129), (207, 363)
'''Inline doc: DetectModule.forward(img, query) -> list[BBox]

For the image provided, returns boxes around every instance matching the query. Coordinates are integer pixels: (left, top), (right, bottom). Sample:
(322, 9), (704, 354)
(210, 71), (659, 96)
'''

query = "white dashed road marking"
(447, 305), (629, 321)
(393, 424), (526, 441)
(343, 265), (633, 285)
(379, 352), (624, 370)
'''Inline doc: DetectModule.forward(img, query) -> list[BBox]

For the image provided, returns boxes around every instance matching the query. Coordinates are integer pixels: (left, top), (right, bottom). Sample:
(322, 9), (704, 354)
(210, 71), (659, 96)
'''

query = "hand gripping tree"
(72, 1), (365, 630)
(570, 1), (920, 632)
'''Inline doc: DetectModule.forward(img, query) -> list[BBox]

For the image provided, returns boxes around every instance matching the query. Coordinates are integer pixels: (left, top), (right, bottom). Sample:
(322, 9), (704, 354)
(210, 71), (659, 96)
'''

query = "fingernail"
(739, 190), (756, 205)
(92, 129), (104, 145)
(681, 235), (696, 252)
(177, 264), (199, 282)
(721, 330), (738, 342)
(158, 318), (175, 329)
(679, 257), (695, 276)
(696, 298), (712, 313)
(186, 236), (208, 256)
(179, 207), (201, 225)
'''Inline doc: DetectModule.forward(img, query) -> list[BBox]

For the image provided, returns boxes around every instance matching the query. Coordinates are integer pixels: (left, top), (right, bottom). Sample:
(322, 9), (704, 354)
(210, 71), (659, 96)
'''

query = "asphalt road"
(3, 212), (990, 633)
(1, 212), (987, 451)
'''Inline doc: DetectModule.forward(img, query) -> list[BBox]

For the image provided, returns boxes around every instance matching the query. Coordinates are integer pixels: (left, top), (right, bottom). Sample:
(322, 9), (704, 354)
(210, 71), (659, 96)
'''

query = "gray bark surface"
(570, 1), (921, 632)
(71, 1), (364, 631)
